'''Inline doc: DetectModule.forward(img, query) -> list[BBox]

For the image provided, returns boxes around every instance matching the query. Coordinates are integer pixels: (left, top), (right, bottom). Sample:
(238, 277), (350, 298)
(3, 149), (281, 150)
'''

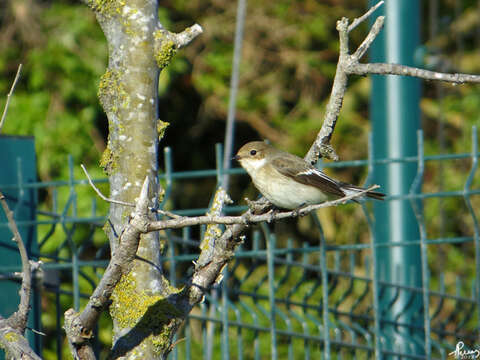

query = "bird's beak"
(232, 155), (241, 161)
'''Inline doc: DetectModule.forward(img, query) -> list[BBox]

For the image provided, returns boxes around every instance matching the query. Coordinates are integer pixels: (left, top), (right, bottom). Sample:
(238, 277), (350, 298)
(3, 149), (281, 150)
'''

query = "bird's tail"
(340, 184), (385, 201)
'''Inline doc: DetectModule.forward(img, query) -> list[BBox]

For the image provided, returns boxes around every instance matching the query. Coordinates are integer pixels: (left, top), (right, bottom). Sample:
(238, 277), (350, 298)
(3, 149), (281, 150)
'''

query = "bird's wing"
(271, 155), (346, 197)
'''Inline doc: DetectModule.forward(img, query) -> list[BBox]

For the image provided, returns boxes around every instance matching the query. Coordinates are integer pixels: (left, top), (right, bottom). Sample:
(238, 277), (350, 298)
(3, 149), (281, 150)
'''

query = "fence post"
(0, 135), (41, 356)
(368, 1), (424, 356)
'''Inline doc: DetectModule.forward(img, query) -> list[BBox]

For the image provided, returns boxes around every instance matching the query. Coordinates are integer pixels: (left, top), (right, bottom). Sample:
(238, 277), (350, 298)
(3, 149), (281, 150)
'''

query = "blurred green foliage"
(1, 0), (480, 358)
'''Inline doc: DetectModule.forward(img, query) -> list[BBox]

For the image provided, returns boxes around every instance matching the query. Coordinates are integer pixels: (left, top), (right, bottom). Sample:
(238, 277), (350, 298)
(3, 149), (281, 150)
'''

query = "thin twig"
(81, 164), (135, 208)
(0, 191), (31, 332)
(81, 164), (180, 218)
(28, 327), (47, 336)
(351, 16), (385, 61)
(349, 63), (480, 84)
(0, 64), (23, 133)
(348, 1), (384, 32)
(147, 185), (380, 231)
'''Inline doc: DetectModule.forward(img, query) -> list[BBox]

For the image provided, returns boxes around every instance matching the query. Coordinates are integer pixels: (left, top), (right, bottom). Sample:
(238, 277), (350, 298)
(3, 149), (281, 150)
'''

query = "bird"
(233, 141), (385, 210)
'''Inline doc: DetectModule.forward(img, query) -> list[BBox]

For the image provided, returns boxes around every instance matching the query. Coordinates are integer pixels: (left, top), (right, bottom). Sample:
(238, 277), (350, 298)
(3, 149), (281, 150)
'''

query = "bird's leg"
(246, 197), (273, 214)
(292, 203), (308, 217)
(267, 206), (281, 223)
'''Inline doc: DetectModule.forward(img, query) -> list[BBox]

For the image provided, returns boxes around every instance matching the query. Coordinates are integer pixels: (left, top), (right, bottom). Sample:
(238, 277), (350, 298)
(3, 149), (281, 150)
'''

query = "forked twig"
(306, 1), (480, 164)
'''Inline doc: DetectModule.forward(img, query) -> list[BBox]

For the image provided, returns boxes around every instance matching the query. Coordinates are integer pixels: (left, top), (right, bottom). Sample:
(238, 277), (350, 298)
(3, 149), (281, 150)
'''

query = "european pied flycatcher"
(234, 141), (384, 209)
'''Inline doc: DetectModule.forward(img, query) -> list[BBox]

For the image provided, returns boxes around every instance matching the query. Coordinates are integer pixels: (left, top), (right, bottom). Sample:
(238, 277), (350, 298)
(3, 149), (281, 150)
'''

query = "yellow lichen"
(98, 68), (130, 115)
(153, 32), (177, 69)
(110, 271), (184, 354)
(99, 142), (118, 175)
(85, 0), (123, 17)
(4, 332), (19, 343)
(201, 187), (231, 251)
(157, 119), (169, 142)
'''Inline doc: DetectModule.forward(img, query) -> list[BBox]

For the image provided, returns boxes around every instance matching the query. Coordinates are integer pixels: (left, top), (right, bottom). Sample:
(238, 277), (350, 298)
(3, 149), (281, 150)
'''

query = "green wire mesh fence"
(0, 127), (479, 359)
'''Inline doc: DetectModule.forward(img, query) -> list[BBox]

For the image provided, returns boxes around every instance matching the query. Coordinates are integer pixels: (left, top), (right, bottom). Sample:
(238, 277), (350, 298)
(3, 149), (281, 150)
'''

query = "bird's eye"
(250, 150), (257, 156)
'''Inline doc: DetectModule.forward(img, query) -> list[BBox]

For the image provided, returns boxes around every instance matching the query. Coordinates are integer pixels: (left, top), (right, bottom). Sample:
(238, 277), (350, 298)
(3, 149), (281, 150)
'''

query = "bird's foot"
(266, 207), (281, 223)
(292, 203), (308, 217)
(246, 197), (272, 214)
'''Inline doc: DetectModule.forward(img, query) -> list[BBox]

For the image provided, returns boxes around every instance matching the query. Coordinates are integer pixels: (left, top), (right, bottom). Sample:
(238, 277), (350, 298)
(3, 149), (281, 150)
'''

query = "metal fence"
(0, 127), (479, 359)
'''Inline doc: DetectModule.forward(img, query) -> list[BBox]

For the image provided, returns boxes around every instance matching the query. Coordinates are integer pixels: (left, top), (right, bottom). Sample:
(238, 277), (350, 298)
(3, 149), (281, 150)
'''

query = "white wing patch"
(297, 168), (336, 182)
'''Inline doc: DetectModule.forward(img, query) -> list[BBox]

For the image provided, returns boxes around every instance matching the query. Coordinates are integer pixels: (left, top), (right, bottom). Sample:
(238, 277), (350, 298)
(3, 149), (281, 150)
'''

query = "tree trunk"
(87, 0), (181, 357)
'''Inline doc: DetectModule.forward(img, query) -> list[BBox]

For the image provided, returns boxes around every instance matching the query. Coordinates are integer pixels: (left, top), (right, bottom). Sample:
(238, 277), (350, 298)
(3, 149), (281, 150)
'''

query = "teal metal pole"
(369, 1), (424, 357)
(0, 136), (41, 356)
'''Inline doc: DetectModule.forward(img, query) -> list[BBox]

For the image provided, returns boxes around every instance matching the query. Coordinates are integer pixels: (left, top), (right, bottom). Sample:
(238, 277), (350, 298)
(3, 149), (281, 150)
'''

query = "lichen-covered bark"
(87, 0), (174, 357)
(78, 0), (202, 357)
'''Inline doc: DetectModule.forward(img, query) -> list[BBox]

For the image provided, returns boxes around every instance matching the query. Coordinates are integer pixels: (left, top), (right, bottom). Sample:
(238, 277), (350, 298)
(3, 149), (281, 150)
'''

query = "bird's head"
(233, 141), (272, 172)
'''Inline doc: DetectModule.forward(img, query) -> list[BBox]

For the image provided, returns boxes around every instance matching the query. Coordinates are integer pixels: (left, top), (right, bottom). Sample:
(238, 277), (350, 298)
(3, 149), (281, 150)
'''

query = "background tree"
(1, 0), (480, 358)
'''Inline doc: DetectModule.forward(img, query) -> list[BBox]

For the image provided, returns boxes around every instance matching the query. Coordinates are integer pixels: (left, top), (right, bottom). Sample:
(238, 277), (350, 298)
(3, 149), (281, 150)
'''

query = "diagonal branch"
(0, 192), (32, 333)
(348, 0), (384, 32)
(351, 15), (385, 61)
(0, 192), (41, 359)
(64, 177), (151, 359)
(0, 64), (22, 133)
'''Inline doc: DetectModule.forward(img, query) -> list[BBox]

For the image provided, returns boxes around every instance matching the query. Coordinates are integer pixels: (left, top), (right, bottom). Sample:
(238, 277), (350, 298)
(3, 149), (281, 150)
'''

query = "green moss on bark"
(110, 271), (184, 355)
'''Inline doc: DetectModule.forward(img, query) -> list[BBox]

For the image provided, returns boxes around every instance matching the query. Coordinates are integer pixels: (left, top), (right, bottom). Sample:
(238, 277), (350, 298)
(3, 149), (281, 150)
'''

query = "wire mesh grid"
(0, 127), (478, 359)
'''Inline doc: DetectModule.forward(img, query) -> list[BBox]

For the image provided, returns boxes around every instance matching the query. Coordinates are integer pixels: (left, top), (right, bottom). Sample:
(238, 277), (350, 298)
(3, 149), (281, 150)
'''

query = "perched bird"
(234, 141), (384, 209)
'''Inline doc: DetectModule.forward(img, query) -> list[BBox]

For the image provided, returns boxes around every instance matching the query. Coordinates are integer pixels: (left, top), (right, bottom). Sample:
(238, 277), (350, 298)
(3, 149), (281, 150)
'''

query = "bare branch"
(351, 16), (385, 61)
(348, 1), (384, 32)
(305, 3), (480, 165)
(172, 24), (203, 49)
(147, 185), (380, 232)
(196, 187), (233, 269)
(0, 64), (22, 133)
(0, 191), (32, 333)
(81, 164), (179, 218)
(304, 17), (351, 164)
(349, 63), (480, 84)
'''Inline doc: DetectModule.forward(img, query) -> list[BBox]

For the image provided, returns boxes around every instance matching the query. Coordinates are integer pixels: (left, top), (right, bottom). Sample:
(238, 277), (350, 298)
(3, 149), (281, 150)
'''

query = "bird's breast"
(253, 166), (328, 209)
